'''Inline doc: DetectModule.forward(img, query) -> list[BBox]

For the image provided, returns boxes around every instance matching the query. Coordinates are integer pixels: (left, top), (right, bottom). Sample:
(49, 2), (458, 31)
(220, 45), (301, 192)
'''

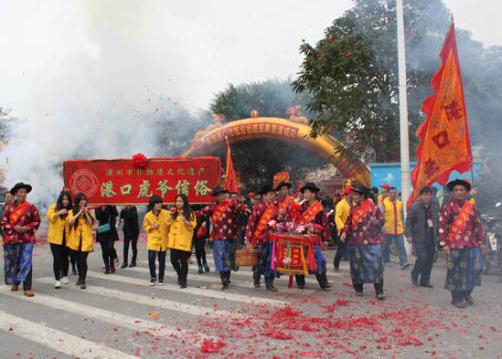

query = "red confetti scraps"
(201, 339), (226, 353)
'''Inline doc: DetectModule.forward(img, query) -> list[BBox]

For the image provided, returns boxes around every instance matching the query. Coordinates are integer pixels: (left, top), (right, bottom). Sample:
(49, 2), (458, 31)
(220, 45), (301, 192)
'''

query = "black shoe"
(254, 282), (261, 289)
(355, 291), (364, 297)
(80, 280), (86, 290)
(203, 262), (210, 273)
(180, 283), (187, 289)
(129, 261), (136, 268)
(376, 293), (386, 300)
(72, 268), (77, 276)
(420, 284), (434, 288)
(411, 274), (419, 287)
(76, 278), (82, 286)
(297, 285), (305, 290)
(121, 262), (128, 269)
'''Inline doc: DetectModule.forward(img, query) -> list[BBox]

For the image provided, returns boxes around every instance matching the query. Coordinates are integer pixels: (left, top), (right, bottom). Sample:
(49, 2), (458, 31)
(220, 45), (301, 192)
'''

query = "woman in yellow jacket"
(46, 191), (73, 288)
(67, 193), (95, 290)
(167, 194), (196, 289)
(143, 195), (169, 286)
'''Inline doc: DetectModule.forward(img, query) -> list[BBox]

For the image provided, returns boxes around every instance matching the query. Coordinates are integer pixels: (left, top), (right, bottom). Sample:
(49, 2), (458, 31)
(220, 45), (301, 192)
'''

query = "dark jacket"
(405, 200), (439, 243)
(95, 205), (119, 242)
(120, 206), (140, 236)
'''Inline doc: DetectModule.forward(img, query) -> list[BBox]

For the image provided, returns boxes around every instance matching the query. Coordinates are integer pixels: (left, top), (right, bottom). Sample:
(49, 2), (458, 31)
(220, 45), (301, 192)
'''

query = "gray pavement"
(1, 241), (502, 358)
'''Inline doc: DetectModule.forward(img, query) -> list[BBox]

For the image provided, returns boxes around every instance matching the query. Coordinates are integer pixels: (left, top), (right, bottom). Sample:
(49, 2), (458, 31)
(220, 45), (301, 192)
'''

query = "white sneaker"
(158, 281), (164, 286)
(149, 279), (157, 286)
(54, 280), (61, 289)
(61, 277), (69, 285)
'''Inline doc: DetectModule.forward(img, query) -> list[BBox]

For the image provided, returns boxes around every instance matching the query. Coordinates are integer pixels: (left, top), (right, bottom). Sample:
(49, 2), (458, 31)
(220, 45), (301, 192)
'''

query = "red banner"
(63, 157), (221, 205)
(409, 23), (472, 206)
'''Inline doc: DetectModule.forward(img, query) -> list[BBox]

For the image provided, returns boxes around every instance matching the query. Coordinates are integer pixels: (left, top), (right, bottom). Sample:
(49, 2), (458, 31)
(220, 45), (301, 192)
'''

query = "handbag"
(96, 223), (111, 234)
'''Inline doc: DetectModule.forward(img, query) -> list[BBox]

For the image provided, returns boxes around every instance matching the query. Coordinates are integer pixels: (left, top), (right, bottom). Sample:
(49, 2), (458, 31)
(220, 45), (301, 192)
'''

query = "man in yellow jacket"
(333, 187), (352, 271)
(382, 187), (409, 269)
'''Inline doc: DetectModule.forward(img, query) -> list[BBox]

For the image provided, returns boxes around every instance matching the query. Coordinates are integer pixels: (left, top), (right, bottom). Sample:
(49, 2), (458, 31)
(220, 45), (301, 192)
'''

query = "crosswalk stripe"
(86, 271), (288, 306)
(125, 266), (319, 291)
(36, 277), (242, 319)
(0, 286), (213, 343)
(0, 309), (137, 359)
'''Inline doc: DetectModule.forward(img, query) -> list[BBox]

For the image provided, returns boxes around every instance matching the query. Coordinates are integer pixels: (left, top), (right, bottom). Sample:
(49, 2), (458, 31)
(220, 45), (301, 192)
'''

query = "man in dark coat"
(406, 187), (439, 288)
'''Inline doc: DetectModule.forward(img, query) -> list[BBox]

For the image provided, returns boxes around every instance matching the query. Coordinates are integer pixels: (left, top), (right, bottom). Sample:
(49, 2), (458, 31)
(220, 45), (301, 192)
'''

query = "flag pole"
(396, 0), (411, 253)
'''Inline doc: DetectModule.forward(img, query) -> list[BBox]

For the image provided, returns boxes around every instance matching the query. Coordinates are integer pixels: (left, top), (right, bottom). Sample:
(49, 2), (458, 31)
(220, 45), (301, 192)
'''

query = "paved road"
(1, 241), (502, 358)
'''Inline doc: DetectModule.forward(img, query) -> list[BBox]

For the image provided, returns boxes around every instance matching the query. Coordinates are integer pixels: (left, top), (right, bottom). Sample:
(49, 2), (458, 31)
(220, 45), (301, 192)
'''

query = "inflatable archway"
(183, 117), (370, 186)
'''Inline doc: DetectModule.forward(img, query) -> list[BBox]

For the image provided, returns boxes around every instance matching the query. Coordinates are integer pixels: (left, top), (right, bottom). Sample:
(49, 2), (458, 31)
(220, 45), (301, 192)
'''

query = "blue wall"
(370, 161), (481, 191)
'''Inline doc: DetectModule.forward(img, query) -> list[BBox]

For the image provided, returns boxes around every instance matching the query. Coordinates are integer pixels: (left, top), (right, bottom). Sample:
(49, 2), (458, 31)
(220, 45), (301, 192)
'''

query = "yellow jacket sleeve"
(335, 201), (346, 234)
(46, 204), (58, 223)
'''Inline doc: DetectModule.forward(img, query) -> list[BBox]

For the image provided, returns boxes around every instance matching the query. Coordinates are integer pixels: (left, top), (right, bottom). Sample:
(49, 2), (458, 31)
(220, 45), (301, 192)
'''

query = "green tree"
(292, 0), (452, 161)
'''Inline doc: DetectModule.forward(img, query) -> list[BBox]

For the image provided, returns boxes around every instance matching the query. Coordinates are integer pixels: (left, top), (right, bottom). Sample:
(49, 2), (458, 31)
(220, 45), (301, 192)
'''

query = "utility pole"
(396, 0), (411, 253)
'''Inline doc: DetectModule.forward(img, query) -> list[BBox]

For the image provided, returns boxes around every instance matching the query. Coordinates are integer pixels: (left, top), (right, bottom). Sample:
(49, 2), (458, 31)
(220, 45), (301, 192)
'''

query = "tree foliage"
(292, 0), (453, 161)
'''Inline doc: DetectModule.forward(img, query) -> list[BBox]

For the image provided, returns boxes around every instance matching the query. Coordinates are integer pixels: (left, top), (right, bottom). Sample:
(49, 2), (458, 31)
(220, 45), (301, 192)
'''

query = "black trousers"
(194, 237), (207, 266)
(123, 233), (138, 264)
(353, 281), (384, 295)
(412, 239), (435, 285)
(170, 249), (191, 285)
(148, 250), (166, 281)
(74, 251), (89, 281)
(334, 239), (347, 270)
(49, 243), (69, 280)
(99, 239), (115, 268)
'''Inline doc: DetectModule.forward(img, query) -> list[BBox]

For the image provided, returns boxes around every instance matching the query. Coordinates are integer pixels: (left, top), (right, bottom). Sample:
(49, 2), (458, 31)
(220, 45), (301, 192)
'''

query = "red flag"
(224, 141), (239, 193)
(409, 23), (472, 206)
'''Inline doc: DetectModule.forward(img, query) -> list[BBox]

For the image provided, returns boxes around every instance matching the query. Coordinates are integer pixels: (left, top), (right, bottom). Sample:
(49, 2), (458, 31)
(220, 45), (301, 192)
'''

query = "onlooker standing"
(382, 187), (409, 269)
(119, 205), (139, 268)
(95, 206), (119, 274)
(46, 191), (73, 288)
(333, 187), (352, 271)
(406, 187), (439, 287)
(167, 195), (196, 288)
(1, 191), (14, 285)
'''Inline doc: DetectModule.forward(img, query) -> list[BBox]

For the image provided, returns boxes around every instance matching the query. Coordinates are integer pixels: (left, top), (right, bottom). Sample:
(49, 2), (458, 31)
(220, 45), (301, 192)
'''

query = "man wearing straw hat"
(1, 182), (41, 297)
(439, 179), (485, 308)
(245, 184), (278, 292)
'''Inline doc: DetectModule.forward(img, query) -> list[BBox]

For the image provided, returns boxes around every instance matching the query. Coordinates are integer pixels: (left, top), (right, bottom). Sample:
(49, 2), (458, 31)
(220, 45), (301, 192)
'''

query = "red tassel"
(288, 274), (293, 288)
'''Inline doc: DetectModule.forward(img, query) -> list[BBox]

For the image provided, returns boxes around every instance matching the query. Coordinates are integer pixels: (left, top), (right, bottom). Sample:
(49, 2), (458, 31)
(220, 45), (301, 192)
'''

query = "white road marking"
(0, 287), (213, 342)
(0, 309), (137, 359)
(36, 277), (242, 319)
(86, 271), (288, 306)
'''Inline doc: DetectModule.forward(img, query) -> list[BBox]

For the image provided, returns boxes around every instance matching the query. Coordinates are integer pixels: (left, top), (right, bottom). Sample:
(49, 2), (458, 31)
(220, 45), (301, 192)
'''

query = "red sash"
(252, 203), (276, 245)
(210, 200), (231, 240)
(351, 199), (373, 228)
(449, 200), (475, 240)
(9, 201), (31, 226)
(278, 196), (293, 214)
(299, 201), (323, 225)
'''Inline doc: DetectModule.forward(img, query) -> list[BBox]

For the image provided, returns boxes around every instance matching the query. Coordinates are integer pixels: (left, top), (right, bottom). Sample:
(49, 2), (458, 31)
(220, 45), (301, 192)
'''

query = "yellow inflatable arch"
(183, 117), (370, 187)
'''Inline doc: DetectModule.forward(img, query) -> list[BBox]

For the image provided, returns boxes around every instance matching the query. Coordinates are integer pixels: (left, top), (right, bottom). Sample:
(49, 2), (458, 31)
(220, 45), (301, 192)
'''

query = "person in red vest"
(275, 181), (293, 219)
(439, 179), (485, 308)
(342, 184), (385, 300)
(1, 183), (41, 297)
(294, 182), (331, 290)
(200, 187), (248, 289)
(245, 185), (278, 291)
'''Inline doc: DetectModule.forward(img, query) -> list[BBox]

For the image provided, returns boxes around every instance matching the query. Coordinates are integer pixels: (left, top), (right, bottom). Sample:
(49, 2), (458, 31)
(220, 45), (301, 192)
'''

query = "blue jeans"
(383, 234), (408, 267)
